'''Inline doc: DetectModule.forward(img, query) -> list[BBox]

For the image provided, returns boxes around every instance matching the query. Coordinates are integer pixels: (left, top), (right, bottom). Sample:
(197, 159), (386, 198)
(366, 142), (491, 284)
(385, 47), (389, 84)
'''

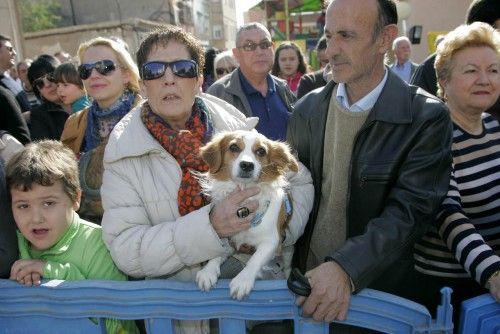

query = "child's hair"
(6, 140), (80, 203)
(53, 62), (84, 89)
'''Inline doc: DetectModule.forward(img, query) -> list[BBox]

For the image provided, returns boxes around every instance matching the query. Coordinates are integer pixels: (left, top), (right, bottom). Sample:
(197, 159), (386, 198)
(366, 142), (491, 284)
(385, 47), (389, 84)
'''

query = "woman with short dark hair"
(27, 55), (68, 141)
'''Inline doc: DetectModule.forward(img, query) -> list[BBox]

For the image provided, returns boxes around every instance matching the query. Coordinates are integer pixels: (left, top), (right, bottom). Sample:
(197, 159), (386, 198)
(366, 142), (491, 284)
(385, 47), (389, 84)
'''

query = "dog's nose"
(239, 161), (254, 172)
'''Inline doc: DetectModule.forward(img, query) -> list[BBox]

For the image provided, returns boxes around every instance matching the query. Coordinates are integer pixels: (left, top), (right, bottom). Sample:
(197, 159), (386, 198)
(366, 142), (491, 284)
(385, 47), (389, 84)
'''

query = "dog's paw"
(229, 271), (256, 300)
(196, 265), (220, 291)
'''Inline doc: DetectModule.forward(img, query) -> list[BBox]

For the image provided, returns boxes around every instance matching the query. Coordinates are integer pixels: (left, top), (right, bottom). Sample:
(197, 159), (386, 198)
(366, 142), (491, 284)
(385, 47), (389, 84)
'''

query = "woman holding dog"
(100, 26), (313, 334)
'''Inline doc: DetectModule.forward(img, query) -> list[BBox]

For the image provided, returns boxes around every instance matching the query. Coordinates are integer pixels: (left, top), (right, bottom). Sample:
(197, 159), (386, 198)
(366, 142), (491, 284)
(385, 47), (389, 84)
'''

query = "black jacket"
(30, 102), (68, 141)
(297, 69), (327, 99)
(0, 85), (30, 145)
(0, 158), (18, 278)
(287, 70), (453, 294)
(410, 53), (438, 97)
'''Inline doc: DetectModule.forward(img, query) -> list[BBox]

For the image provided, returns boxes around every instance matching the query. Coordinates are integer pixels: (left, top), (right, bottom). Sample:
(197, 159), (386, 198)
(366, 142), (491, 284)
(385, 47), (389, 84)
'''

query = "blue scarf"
(83, 90), (135, 152)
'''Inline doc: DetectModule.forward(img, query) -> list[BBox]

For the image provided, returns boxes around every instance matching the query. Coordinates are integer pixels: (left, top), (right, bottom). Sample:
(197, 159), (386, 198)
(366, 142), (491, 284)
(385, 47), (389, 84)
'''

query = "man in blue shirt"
(390, 36), (418, 83)
(207, 22), (296, 141)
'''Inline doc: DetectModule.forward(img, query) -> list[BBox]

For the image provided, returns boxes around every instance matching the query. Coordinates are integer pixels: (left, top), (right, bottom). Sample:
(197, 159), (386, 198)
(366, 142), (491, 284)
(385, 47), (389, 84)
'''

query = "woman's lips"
(90, 83), (106, 89)
(163, 93), (180, 101)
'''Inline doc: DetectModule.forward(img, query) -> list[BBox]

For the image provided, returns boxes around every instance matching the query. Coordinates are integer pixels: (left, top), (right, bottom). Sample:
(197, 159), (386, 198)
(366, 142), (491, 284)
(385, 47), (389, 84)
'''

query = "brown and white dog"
(196, 130), (298, 299)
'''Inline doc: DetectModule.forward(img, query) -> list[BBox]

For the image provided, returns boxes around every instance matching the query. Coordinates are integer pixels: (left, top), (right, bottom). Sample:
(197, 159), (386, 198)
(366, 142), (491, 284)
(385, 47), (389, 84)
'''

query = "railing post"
(434, 287), (453, 334)
(145, 318), (175, 334)
(219, 318), (246, 334)
(295, 318), (329, 334)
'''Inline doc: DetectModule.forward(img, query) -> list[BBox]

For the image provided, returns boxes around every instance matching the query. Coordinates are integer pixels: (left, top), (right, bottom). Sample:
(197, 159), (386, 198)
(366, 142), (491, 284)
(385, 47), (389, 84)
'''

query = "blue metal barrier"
(0, 279), (453, 333)
(459, 293), (500, 334)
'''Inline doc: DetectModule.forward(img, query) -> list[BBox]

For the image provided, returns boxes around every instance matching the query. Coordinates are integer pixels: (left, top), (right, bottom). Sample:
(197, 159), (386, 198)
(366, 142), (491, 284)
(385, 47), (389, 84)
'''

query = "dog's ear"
(199, 134), (225, 173)
(272, 142), (299, 173)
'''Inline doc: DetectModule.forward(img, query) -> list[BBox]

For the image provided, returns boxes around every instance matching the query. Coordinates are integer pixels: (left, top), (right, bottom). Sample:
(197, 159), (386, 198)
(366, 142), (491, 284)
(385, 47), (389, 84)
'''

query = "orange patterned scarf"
(141, 98), (213, 216)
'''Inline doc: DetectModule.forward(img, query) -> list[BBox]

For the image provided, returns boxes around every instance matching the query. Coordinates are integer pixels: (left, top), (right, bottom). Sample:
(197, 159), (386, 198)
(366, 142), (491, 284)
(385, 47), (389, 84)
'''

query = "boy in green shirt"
(6, 140), (138, 334)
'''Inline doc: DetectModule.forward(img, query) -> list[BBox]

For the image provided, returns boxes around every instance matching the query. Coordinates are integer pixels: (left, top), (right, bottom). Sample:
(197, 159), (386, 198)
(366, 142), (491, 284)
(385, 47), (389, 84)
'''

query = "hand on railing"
(9, 259), (44, 287)
(290, 262), (351, 322)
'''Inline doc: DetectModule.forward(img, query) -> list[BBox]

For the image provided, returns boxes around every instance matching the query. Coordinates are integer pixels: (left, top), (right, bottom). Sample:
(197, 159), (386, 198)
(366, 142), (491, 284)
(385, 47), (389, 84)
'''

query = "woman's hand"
(210, 186), (260, 237)
(10, 259), (45, 286)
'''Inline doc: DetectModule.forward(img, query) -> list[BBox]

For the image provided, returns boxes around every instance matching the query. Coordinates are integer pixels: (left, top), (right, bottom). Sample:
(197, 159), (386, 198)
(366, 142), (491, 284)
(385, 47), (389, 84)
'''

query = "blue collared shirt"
(391, 60), (412, 83)
(239, 71), (290, 141)
(336, 69), (388, 112)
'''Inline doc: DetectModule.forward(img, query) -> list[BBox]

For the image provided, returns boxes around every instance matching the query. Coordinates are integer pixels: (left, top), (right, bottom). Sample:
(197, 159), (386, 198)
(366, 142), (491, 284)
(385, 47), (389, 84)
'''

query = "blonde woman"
(60, 37), (142, 223)
(412, 22), (500, 323)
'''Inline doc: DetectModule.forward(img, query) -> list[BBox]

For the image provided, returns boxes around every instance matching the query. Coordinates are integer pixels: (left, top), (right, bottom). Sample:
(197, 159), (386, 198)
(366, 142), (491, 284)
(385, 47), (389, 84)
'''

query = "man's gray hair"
(235, 22), (271, 46)
(392, 36), (411, 50)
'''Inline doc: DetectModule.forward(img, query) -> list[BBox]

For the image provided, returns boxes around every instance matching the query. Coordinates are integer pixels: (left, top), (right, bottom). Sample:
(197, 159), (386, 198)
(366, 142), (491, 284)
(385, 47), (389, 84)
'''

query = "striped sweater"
(414, 114), (500, 287)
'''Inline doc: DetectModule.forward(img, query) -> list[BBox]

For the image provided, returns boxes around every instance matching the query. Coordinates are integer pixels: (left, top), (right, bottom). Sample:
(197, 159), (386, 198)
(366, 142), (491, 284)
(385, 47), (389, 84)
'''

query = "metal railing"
(0, 279), (454, 333)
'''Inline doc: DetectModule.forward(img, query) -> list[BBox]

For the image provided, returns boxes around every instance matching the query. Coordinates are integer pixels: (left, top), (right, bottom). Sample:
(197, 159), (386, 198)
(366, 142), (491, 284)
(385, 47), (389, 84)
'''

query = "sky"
(235, 0), (262, 27)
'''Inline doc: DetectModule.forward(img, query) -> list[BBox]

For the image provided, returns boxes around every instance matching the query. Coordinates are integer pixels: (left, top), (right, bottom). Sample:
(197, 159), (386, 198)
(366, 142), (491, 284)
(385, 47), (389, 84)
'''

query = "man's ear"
(73, 190), (82, 211)
(380, 24), (398, 54)
(232, 47), (241, 63)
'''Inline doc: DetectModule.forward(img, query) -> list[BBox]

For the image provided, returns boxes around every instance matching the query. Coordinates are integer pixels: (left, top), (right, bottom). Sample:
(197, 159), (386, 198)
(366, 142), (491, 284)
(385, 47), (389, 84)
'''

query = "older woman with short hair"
(213, 50), (238, 80)
(412, 22), (500, 322)
(100, 26), (313, 334)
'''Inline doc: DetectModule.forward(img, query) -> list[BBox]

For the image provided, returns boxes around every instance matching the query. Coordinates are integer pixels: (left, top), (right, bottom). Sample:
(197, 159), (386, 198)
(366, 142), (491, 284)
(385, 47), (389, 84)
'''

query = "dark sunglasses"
(216, 66), (236, 76)
(238, 40), (273, 52)
(78, 60), (116, 80)
(33, 72), (55, 90)
(141, 60), (198, 80)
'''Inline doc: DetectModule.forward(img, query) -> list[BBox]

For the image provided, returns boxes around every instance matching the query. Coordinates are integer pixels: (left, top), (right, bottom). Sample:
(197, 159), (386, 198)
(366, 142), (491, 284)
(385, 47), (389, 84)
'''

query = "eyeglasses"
(78, 60), (116, 80)
(140, 60), (198, 80)
(33, 72), (56, 90)
(216, 66), (236, 76)
(237, 40), (273, 52)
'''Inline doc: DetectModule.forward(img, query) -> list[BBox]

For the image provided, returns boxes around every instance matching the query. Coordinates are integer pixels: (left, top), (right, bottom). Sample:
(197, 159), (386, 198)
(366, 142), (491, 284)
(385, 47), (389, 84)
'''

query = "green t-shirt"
(17, 211), (138, 334)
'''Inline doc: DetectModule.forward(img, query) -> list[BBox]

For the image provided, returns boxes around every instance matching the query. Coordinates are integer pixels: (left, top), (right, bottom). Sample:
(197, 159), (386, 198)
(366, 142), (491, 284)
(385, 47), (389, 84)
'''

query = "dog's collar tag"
(250, 200), (271, 227)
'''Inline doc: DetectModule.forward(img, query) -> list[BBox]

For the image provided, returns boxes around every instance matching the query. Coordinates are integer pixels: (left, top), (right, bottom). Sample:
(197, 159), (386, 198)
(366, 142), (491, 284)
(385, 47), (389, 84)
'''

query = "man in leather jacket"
(287, 0), (453, 325)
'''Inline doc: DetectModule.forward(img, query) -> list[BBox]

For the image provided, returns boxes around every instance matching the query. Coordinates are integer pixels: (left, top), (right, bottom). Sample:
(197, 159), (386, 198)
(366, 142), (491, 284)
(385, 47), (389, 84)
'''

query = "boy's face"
(11, 181), (80, 251)
(57, 82), (85, 106)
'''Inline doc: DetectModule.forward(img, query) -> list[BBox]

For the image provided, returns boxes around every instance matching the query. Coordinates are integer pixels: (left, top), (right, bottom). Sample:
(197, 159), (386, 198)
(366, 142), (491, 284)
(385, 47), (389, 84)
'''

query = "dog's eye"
(229, 143), (240, 153)
(255, 147), (266, 157)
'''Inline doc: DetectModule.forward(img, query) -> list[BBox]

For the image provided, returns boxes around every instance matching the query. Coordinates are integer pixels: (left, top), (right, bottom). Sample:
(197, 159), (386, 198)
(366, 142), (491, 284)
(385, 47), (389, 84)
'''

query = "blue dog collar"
(250, 193), (293, 227)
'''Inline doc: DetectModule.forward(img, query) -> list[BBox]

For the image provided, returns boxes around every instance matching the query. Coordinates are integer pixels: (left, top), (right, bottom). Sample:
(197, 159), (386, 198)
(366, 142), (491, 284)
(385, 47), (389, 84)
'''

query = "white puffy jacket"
(101, 93), (314, 281)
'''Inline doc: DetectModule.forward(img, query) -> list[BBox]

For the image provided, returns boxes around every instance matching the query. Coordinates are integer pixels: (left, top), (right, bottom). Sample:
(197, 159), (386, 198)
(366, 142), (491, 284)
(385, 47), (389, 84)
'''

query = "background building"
(2, 0), (237, 60)
(209, 0), (237, 50)
(0, 0), (24, 57)
(245, 0), (474, 64)
(0, 0), (486, 65)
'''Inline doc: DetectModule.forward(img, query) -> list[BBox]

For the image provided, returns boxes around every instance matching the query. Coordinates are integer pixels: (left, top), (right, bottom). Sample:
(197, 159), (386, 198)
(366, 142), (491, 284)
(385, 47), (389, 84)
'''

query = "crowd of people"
(0, 0), (499, 333)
